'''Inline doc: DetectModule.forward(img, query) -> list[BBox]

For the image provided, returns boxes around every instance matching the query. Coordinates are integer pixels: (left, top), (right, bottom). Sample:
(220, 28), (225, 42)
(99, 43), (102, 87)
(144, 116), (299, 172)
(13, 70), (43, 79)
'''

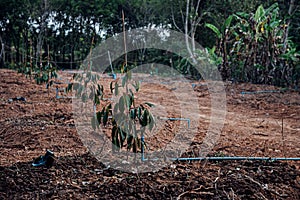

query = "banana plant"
(205, 3), (299, 86)
(205, 14), (234, 79)
(230, 3), (285, 83)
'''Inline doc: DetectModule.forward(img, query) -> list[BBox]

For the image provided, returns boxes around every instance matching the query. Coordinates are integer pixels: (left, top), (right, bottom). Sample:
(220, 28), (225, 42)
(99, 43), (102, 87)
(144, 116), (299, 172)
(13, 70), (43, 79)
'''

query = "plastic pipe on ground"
(102, 74), (116, 79)
(241, 90), (281, 95)
(191, 83), (207, 88)
(158, 117), (190, 128)
(56, 96), (75, 99)
(141, 156), (300, 162)
(170, 157), (300, 161)
(62, 70), (84, 74)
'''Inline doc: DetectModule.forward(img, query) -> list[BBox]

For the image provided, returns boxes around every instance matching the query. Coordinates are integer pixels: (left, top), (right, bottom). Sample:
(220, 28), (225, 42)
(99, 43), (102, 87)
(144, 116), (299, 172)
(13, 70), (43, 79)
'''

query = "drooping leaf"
(137, 107), (142, 118)
(94, 94), (100, 105)
(127, 135), (133, 150)
(91, 115), (96, 130)
(265, 3), (278, 16)
(222, 15), (233, 33)
(114, 82), (119, 95)
(81, 93), (88, 102)
(96, 111), (102, 124)
(145, 102), (155, 107)
(254, 5), (265, 22)
(129, 91), (135, 107)
(122, 74), (127, 87)
(148, 112), (155, 131)
(119, 128), (126, 148)
(140, 109), (149, 126)
(113, 103), (119, 114)
(127, 70), (132, 80)
(110, 81), (114, 93)
(205, 23), (221, 39)
(130, 109), (135, 119)
(103, 110), (108, 126)
(124, 94), (131, 110)
(66, 83), (73, 93)
(119, 96), (125, 113)
(132, 81), (140, 92)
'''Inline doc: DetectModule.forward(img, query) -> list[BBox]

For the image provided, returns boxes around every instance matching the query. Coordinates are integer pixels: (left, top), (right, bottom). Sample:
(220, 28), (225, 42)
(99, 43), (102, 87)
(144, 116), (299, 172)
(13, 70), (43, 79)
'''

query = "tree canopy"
(0, 0), (299, 86)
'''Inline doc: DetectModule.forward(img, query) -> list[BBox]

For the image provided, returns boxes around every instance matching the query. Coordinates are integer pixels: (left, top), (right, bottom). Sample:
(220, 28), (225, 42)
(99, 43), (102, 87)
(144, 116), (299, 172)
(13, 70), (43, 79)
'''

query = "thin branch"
(171, 3), (183, 32)
(244, 174), (287, 197)
(177, 185), (214, 200)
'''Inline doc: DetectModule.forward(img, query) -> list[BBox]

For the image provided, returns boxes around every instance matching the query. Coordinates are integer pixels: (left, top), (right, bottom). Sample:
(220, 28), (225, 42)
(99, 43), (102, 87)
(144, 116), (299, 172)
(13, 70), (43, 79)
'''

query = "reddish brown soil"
(0, 69), (299, 199)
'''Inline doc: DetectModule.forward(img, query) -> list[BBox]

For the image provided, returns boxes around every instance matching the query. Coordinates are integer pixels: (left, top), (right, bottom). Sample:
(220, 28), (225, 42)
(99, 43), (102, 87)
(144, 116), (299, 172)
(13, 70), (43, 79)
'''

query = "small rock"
(170, 164), (176, 169)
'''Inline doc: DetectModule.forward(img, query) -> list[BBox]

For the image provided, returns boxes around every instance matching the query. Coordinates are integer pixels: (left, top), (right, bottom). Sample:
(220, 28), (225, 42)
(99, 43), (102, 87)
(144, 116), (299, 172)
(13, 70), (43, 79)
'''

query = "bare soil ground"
(0, 69), (299, 199)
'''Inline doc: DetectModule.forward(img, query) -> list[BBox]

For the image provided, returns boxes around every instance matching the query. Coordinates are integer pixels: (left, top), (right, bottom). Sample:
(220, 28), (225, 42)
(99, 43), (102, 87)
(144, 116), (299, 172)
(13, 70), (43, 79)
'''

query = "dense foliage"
(206, 3), (300, 86)
(0, 0), (299, 86)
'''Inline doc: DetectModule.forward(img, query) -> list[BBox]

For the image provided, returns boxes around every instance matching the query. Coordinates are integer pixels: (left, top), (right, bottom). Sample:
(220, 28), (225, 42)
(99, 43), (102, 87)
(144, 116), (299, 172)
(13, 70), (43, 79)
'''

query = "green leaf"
(254, 5), (265, 22)
(124, 94), (131, 109)
(97, 84), (103, 96)
(42, 73), (48, 82)
(132, 81), (140, 92)
(119, 96), (125, 113)
(127, 70), (132, 80)
(96, 111), (102, 124)
(235, 12), (249, 19)
(103, 111), (108, 126)
(51, 71), (57, 79)
(122, 74), (127, 87)
(145, 102), (155, 107)
(119, 128), (125, 148)
(114, 103), (119, 114)
(222, 15), (233, 33)
(265, 3), (278, 16)
(77, 84), (84, 96)
(91, 115), (96, 130)
(130, 109), (135, 119)
(112, 126), (120, 152)
(66, 83), (73, 93)
(81, 93), (88, 102)
(114, 82), (119, 95)
(110, 81), (114, 93)
(89, 86), (95, 99)
(129, 90), (135, 106)
(127, 135), (133, 150)
(205, 23), (221, 39)
(137, 107), (142, 118)
(141, 109), (149, 126)
(148, 112), (155, 131)
(94, 94), (100, 105)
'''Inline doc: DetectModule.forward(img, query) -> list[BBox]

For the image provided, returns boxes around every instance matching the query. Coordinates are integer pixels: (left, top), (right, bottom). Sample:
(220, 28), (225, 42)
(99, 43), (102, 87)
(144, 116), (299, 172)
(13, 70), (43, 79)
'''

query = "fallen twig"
(244, 174), (287, 197)
(176, 186), (214, 200)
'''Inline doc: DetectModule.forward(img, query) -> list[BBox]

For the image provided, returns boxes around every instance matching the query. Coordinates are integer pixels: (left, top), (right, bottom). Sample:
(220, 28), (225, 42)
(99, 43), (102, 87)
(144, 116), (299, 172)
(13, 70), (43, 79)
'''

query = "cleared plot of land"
(0, 69), (299, 199)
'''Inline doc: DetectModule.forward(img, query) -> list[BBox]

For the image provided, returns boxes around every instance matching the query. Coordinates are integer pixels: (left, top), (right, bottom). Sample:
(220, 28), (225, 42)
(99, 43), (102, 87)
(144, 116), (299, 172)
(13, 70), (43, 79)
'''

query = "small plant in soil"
(69, 64), (155, 157)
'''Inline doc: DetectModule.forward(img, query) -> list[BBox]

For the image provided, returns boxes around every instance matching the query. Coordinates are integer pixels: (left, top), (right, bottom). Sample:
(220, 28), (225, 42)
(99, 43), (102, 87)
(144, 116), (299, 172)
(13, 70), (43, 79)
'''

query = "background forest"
(0, 0), (299, 87)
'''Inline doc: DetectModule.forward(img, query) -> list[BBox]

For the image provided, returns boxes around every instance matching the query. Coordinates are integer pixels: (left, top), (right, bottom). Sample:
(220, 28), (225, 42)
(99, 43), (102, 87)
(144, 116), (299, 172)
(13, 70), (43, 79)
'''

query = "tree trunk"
(283, 0), (295, 53)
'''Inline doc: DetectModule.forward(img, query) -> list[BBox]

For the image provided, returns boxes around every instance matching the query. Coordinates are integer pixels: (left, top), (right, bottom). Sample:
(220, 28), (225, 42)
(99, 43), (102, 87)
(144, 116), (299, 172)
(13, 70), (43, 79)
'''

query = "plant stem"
(281, 114), (286, 158)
